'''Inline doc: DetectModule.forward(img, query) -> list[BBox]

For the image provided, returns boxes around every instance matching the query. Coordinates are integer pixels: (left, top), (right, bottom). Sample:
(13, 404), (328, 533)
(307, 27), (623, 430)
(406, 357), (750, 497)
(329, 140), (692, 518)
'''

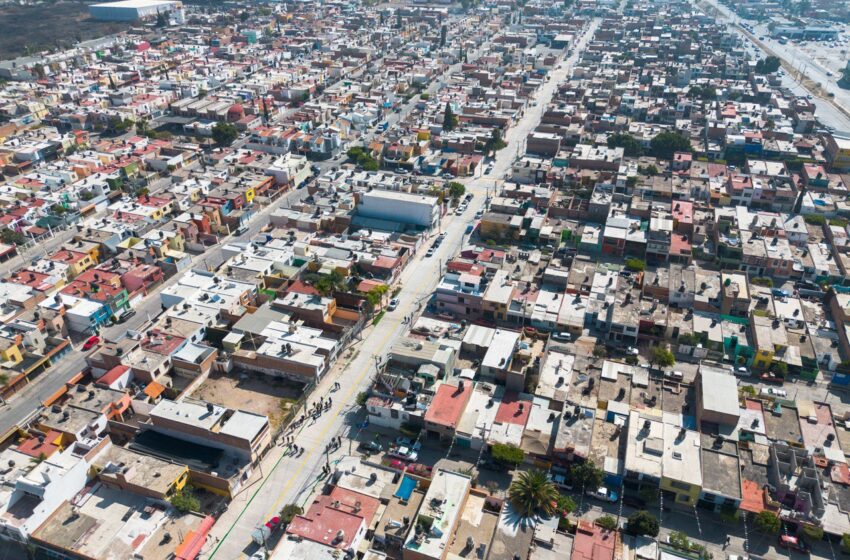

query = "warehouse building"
(89, 0), (181, 21)
(355, 190), (440, 229)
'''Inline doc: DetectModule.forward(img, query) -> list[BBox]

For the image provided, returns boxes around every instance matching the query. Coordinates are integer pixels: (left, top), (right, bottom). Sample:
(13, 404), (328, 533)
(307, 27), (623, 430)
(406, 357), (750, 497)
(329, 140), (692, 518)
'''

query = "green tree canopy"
(491, 443), (524, 467)
(626, 510), (659, 537)
(448, 182), (465, 201)
(508, 469), (559, 518)
(443, 102), (458, 132)
(607, 133), (643, 157)
(649, 131), (692, 159)
(570, 461), (603, 490)
(754, 510), (781, 533)
(755, 56), (781, 74)
(212, 122), (238, 146)
(652, 347), (675, 368)
(170, 486), (200, 513)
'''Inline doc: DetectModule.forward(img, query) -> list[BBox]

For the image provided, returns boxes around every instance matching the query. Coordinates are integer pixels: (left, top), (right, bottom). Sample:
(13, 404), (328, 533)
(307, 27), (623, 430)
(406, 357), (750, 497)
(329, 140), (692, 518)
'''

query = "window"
(390, 409), (399, 419)
(670, 480), (691, 491)
(678, 494), (690, 502)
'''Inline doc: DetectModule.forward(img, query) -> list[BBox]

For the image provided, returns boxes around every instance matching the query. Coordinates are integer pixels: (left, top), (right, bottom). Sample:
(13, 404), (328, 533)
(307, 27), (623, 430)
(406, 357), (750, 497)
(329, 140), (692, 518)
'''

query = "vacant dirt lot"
(191, 371), (305, 429)
(0, 2), (129, 60)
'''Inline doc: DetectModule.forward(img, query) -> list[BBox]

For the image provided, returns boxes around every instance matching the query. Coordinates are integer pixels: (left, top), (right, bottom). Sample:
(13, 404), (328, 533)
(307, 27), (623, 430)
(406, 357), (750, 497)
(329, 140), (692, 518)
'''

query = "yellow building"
(750, 314), (788, 370)
(660, 423), (702, 507)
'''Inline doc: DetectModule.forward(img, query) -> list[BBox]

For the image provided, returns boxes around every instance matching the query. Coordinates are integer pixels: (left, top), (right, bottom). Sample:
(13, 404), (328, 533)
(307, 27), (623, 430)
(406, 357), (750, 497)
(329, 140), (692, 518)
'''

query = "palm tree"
(30, 452), (47, 465)
(509, 470), (559, 518)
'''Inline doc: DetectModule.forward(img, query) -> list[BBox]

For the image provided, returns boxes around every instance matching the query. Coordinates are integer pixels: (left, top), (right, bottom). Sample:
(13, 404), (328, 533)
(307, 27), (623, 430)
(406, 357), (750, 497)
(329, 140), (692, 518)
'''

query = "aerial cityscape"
(1, 0), (850, 559)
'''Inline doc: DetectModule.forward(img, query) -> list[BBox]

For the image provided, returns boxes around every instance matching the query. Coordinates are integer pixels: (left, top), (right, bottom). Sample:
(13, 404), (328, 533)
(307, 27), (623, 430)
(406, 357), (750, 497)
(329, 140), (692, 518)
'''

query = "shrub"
(751, 277), (773, 287)
(280, 504), (303, 525)
(802, 524), (824, 542)
(625, 258), (645, 272)
(596, 515), (617, 531)
(356, 391), (369, 406)
(170, 486), (200, 513)
(491, 443), (524, 467)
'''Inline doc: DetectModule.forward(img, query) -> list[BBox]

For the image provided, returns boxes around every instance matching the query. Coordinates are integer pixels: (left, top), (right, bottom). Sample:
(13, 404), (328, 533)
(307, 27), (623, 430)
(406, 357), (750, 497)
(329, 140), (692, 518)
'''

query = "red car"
(778, 535), (808, 553)
(82, 336), (101, 351)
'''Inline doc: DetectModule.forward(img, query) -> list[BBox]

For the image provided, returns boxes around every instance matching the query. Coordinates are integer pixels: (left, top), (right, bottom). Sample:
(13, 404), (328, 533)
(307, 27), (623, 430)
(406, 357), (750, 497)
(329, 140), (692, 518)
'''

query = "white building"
(356, 190), (440, 229)
(89, 0), (181, 21)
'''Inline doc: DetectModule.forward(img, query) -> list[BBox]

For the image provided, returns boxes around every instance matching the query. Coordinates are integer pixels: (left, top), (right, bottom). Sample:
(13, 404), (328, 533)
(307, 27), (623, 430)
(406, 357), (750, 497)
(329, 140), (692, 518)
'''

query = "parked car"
(626, 346), (639, 356)
(388, 298), (399, 311)
(586, 487), (618, 503)
(82, 336), (101, 351)
(388, 446), (418, 462)
(426, 248), (435, 257)
(360, 441), (383, 453)
(622, 494), (646, 508)
(551, 473), (573, 491)
(664, 371), (684, 381)
(394, 437), (422, 450)
(778, 535), (808, 553)
(116, 309), (136, 324)
(551, 332), (571, 342)
(760, 387), (788, 398)
(735, 366), (750, 377)
(234, 226), (248, 237)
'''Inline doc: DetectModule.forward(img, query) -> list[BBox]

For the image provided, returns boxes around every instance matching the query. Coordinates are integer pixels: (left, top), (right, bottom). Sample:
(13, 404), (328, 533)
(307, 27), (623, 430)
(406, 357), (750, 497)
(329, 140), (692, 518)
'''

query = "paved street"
(704, 0), (850, 132)
(0, 183), (309, 434)
(200, 17), (600, 560)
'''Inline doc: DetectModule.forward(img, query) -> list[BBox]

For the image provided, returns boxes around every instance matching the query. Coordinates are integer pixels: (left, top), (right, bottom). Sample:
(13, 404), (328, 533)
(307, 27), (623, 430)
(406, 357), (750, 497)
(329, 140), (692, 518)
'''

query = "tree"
(0, 229), (24, 245)
(754, 510), (781, 533)
(212, 122), (238, 146)
(448, 181), (465, 202)
(155, 10), (168, 28)
(596, 515), (617, 531)
(570, 461), (603, 491)
(651, 347), (675, 368)
(626, 510), (659, 537)
(491, 443), (525, 467)
(440, 24), (447, 47)
(280, 504), (303, 525)
(508, 469), (559, 518)
(443, 102), (458, 132)
(555, 494), (576, 517)
(366, 285), (389, 310)
(606, 133), (643, 157)
(755, 56), (781, 75)
(170, 486), (200, 513)
(842, 533), (850, 554)
(356, 391), (369, 406)
(650, 131), (692, 159)
(625, 258), (645, 272)
(239, 10), (249, 22)
(592, 344), (607, 358)
(30, 452), (47, 465)
(484, 128), (506, 153)
(638, 164), (659, 176)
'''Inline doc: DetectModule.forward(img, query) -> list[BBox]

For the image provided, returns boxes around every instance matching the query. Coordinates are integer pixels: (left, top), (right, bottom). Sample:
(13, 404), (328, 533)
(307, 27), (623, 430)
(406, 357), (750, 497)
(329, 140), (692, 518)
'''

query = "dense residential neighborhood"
(3, 0), (850, 559)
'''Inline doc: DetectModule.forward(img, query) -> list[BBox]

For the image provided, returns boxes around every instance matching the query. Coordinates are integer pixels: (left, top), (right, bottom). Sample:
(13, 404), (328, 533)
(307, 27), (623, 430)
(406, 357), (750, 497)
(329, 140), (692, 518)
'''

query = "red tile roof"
(424, 381), (471, 429)
(572, 520), (616, 560)
(494, 391), (531, 426)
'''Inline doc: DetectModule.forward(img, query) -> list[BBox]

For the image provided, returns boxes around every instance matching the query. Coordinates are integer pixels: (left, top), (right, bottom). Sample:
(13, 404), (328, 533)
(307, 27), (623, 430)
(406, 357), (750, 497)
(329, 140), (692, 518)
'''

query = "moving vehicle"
(426, 247), (436, 257)
(82, 336), (101, 351)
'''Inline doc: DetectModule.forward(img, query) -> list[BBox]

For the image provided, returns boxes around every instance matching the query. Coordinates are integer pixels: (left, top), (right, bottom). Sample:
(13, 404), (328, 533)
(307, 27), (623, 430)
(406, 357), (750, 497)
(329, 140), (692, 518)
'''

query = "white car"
(664, 371), (684, 381)
(760, 387), (788, 398)
(626, 347), (639, 356)
(586, 487), (618, 503)
(388, 298), (399, 311)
